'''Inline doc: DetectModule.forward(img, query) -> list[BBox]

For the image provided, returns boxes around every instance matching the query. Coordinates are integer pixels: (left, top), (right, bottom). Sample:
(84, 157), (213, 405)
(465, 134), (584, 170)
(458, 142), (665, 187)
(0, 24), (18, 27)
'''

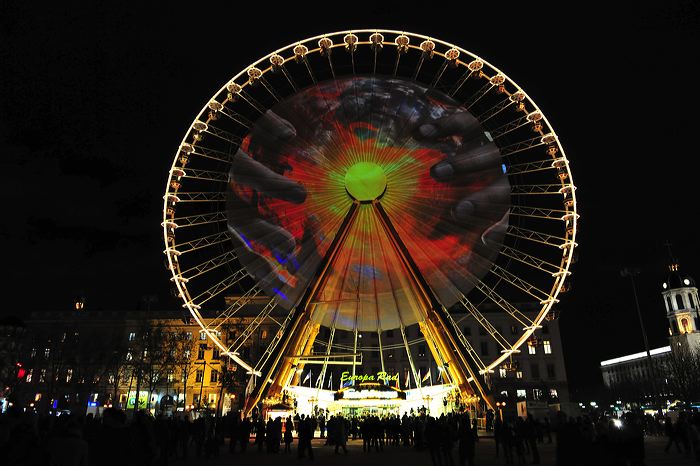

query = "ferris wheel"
(162, 30), (578, 414)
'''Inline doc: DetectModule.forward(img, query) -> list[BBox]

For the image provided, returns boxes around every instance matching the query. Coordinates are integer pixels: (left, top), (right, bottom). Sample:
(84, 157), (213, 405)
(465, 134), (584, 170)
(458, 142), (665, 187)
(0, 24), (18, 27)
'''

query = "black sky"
(2, 2), (699, 392)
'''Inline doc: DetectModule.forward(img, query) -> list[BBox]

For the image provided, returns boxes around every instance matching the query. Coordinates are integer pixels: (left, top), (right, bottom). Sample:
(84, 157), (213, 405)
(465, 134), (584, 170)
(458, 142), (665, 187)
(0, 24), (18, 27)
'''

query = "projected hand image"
(227, 76), (510, 315)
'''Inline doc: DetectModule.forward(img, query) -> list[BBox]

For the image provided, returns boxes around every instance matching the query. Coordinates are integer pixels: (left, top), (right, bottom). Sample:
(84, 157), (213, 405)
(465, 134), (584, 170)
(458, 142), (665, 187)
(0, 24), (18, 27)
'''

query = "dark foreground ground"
(170, 435), (697, 466)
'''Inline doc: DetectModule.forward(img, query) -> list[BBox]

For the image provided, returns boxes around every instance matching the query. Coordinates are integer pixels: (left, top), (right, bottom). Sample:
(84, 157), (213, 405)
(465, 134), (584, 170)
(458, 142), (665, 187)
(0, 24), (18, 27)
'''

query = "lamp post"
(495, 401), (506, 421)
(620, 268), (658, 410)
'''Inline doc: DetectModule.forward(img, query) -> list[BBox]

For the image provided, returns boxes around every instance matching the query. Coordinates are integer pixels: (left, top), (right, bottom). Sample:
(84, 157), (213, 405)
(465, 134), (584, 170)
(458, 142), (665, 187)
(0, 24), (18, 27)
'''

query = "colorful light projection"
(227, 76), (510, 331)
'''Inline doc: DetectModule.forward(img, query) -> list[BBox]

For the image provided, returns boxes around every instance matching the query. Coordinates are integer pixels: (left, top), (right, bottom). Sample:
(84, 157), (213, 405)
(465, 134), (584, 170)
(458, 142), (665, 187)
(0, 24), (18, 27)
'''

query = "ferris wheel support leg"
(242, 202), (359, 417)
(373, 201), (495, 411)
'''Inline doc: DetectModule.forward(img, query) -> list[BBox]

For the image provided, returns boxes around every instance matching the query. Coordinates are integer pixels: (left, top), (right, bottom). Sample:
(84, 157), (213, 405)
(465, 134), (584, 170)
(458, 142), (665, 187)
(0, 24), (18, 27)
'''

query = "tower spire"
(665, 240), (679, 272)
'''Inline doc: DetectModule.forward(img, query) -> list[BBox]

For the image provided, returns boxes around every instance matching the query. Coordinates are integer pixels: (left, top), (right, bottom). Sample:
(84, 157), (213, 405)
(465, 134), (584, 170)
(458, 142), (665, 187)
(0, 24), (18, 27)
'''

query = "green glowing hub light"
(344, 162), (387, 201)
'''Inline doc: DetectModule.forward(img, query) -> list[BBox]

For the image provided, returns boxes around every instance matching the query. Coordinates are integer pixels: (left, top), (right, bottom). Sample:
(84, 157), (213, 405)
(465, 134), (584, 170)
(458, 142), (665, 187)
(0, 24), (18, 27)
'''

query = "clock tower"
(663, 254), (700, 351)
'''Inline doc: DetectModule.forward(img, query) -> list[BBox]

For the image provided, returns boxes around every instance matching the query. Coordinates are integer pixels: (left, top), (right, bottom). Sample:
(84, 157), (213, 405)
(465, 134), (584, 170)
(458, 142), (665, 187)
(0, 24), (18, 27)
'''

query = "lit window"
(516, 371), (523, 379)
(44, 348), (50, 359)
(167, 371), (174, 383)
(260, 329), (268, 340)
(528, 343), (536, 355)
(196, 370), (204, 383)
(126, 351), (133, 361)
(129, 332), (136, 341)
(543, 340), (552, 354)
(517, 389), (526, 399)
(210, 370), (219, 383)
(550, 389), (558, 398)
(199, 331), (207, 341)
(66, 369), (73, 383)
(26, 369), (33, 383)
(108, 375), (115, 384)
(499, 367), (507, 378)
(186, 332), (193, 340)
(184, 349), (191, 359)
(40, 369), (46, 382)
(30, 348), (36, 358)
(532, 388), (544, 400)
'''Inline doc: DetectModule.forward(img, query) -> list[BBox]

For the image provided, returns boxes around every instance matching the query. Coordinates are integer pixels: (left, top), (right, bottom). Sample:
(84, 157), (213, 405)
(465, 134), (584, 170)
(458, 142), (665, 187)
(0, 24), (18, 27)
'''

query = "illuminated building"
(600, 256), (699, 400)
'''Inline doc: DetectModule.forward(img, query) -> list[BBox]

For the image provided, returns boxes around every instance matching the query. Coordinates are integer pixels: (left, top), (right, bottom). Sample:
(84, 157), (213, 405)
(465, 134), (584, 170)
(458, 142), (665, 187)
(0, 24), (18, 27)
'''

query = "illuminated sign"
(340, 371), (399, 384)
(343, 389), (400, 400)
(126, 391), (149, 410)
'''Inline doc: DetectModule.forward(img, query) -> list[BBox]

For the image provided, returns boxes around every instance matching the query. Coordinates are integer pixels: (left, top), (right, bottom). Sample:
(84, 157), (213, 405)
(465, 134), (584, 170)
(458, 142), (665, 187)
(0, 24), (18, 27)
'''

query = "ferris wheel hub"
(344, 161), (387, 201)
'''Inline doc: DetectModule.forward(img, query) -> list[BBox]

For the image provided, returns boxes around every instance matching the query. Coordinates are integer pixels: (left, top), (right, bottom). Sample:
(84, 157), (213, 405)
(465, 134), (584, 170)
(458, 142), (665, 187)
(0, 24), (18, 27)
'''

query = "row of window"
(24, 367), (221, 385)
(349, 339), (554, 360)
(498, 362), (557, 380)
(501, 388), (558, 401)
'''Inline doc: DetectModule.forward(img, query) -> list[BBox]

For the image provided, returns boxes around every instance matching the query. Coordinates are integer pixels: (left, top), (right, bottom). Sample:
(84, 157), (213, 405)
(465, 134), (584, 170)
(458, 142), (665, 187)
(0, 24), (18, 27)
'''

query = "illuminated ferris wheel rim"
(161, 29), (579, 380)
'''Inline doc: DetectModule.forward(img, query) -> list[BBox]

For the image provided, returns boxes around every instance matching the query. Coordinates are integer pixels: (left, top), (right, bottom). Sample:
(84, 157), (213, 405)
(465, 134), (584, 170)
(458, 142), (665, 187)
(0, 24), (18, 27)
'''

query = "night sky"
(2, 2), (699, 394)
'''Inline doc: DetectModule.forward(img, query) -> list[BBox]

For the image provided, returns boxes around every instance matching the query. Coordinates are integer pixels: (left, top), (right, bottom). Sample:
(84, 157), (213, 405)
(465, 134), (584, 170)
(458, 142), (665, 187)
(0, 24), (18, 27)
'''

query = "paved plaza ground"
(170, 435), (697, 466)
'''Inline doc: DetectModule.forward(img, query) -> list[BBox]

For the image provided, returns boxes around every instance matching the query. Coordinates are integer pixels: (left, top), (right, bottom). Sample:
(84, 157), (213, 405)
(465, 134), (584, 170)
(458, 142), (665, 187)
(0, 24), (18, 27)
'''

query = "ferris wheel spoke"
(488, 263), (551, 304)
(180, 143), (235, 164)
(429, 59), (450, 89)
(489, 114), (532, 140)
(457, 295), (513, 353)
(169, 211), (227, 229)
(475, 96), (516, 123)
(442, 311), (488, 374)
(169, 231), (231, 256)
(206, 287), (263, 331)
(464, 79), (497, 110)
(400, 325), (423, 393)
(506, 158), (561, 176)
(469, 276), (536, 328)
(227, 298), (279, 355)
(189, 267), (250, 307)
(258, 75), (283, 103)
(499, 244), (562, 276)
(176, 250), (238, 281)
(236, 88), (268, 114)
(500, 135), (556, 157)
(253, 315), (294, 374)
(267, 54), (300, 94)
(510, 184), (569, 195)
(170, 192), (226, 203)
(509, 205), (570, 221)
(180, 168), (229, 183)
(449, 64), (480, 98)
(214, 103), (253, 129)
(505, 225), (571, 249)
(202, 121), (247, 145)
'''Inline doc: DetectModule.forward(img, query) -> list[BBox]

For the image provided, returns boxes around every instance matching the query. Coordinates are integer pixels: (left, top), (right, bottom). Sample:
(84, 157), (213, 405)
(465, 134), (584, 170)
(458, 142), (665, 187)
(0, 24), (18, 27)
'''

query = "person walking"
(457, 415), (478, 466)
(334, 415), (348, 455)
(284, 417), (294, 453)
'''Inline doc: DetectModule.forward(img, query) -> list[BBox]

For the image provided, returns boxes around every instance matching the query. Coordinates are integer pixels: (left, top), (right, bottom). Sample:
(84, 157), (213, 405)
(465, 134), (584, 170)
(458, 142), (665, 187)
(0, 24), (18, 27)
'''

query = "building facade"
(13, 299), (570, 417)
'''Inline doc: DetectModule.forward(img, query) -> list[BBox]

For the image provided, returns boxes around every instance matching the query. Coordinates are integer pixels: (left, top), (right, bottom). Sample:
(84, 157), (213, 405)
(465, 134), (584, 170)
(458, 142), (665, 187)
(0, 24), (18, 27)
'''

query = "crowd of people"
(1, 405), (698, 465)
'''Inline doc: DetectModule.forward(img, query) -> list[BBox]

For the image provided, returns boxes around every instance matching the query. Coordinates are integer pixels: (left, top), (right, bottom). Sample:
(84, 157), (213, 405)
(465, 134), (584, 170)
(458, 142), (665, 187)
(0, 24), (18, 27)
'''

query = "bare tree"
(170, 330), (199, 410)
(663, 343), (700, 406)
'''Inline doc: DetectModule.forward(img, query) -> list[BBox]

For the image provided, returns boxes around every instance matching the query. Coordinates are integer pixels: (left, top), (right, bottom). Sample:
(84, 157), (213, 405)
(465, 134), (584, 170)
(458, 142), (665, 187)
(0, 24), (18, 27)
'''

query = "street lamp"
(495, 401), (506, 421)
(620, 268), (658, 409)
